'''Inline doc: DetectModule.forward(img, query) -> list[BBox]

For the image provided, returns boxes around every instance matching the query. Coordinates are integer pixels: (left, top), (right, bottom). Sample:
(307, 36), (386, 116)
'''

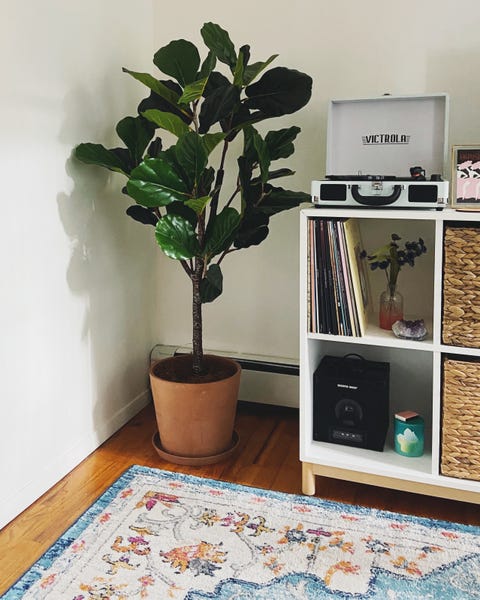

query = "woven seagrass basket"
(442, 224), (480, 347)
(441, 356), (480, 481)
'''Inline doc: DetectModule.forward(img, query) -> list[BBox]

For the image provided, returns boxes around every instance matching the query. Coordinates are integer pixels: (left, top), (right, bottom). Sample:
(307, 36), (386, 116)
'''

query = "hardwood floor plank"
(0, 401), (478, 594)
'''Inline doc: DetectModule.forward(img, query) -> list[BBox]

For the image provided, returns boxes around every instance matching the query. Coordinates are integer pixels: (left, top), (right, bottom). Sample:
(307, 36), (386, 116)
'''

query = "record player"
(311, 94), (450, 208)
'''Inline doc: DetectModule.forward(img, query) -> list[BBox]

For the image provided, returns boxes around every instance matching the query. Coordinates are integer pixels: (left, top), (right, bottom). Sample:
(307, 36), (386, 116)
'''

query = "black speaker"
(313, 354), (390, 451)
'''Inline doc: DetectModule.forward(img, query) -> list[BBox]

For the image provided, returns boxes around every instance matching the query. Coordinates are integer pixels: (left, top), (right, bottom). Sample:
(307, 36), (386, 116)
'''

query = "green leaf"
(233, 45), (250, 87)
(74, 143), (129, 174)
(141, 109), (190, 138)
(155, 214), (200, 260)
(185, 195), (211, 215)
(166, 201), (197, 229)
(126, 158), (189, 207)
(147, 137), (162, 157)
(154, 147), (190, 190)
(245, 67), (312, 116)
(265, 126), (301, 160)
(202, 132), (226, 155)
(178, 77), (208, 104)
(138, 85), (193, 125)
(153, 39), (200, 86)
(198, 167), (215, 197)
(175, 131), (208, 186)
(258, 186), (310, 215)
(199, 84), (240, 133)
(241, 125), (257, 164)
(252, 168), (295, 184)
(234, 212), (269, 249)
(199, 50), (217, 79)
(204, 207), (241, 258)
(115, 116), (155, 164)
(200, 264), (223, 303)
(126, 205), (158, 226)
(123, 68), (187, 112)
(200, 22), (237, 69)
(203, 71), (230, 95)
(243, 54), (278, 85)
(237, 155), (260, 208)
(253, 131), (270, 183)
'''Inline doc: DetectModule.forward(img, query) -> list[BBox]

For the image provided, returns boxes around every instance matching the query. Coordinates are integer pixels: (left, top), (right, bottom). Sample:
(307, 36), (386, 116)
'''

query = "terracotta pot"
(149, 354), (241, 464)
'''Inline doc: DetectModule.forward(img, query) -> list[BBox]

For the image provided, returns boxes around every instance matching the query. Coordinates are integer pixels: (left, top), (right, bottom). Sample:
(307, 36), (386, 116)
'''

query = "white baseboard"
(0, 389), (151, 529)
(151, 344), (300, 408)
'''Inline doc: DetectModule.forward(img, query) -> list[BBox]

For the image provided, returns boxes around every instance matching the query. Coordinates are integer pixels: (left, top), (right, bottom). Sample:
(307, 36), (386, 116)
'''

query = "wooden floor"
(1, 401), (479, 594)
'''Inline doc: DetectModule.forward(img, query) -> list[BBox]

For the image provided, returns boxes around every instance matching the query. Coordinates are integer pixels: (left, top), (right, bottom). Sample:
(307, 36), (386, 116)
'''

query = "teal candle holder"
(394, 415), (424, 457)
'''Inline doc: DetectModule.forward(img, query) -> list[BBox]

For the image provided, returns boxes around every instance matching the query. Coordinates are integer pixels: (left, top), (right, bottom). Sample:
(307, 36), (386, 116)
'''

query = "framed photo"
(451, 145), (480, 209)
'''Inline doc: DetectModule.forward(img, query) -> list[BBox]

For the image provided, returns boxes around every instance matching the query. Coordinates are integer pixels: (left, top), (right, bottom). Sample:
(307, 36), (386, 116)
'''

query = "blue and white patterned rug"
(3, 465), (480, 599)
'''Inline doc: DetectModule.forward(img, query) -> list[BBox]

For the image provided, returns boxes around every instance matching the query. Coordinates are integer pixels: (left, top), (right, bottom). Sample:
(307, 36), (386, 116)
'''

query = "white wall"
(0, 1), (158, 528)
(151, 0), (480, 360)
(2, 0), (480, 528)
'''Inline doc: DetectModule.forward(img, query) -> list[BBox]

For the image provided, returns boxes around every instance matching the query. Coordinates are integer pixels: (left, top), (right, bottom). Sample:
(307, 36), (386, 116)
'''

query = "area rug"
(3, 466), (480, 599)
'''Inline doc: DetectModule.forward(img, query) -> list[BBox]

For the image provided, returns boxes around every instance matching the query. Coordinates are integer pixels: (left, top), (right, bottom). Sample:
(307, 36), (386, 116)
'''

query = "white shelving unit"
(300, 207), (480, 503)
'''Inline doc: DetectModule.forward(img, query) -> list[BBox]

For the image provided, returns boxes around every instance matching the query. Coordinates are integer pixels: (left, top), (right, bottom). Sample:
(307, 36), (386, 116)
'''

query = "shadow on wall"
(56, 84), (159, 442)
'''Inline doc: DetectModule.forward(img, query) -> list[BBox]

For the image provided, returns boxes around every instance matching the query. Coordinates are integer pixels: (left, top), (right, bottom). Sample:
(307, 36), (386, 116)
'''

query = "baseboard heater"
(150, 344), (299, 408)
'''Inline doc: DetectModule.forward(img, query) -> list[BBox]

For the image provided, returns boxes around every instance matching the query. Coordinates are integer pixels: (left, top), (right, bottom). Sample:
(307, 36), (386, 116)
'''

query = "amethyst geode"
(392, 319), (427, 340)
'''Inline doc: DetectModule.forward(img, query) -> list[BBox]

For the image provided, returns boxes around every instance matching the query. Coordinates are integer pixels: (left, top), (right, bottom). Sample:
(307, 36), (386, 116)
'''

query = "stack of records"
(307, 218), (370, 336)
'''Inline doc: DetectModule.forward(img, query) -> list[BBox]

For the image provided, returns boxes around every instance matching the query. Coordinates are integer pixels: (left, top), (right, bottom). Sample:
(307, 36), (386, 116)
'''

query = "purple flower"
(364, 234), (427, 287)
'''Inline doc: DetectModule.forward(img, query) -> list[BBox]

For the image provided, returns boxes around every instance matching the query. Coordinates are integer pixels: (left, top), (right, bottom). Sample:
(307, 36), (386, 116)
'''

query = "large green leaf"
(265, 126), (301, 160)
(198, 166), (215, 197)
(142, 109), (190, 138)
(200, 22), (237, 69)
(233, 45), (250, 87)
(204, 207), (241, 258)
(253, 131), (270, 183)
(233, 212), (269, 248)
(185, 195), (211, 215)
(178, 77), (208, 104)
(126, 205), (158, 226)
(199, 84), (240, 133)
(200, 264), (223, 303)
(155, 213), (200, 259)
(202, 132), (226, 155)
(258, 186), (310, 215)
(123, 68), (187, 113)
(199, 50), (217, 79)
(166, 201), (197, 229)
(203, 71), (230, 96)
(153, 39), (200, 86)
(241, 125), (257, 164)
(176, 131), (208, 186)
(147, 137), (163, 157)
(126, 158), (189, 207)
(74, 143), (129, 174)
(115, 116), (155, 164)
(245, 67), (312, 116)
(237, 155), (260, 208)
(252, 168), (295, 184)
(138, 84), (193, 125)
(243, 54), (278, 85)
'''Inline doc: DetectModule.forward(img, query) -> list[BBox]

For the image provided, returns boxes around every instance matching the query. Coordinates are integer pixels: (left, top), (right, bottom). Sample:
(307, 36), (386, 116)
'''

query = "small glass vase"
(379, 284), (404, 330)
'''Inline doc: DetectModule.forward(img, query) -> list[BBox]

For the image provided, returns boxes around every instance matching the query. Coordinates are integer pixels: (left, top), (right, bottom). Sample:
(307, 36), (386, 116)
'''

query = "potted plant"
(74, 22), (312, 464)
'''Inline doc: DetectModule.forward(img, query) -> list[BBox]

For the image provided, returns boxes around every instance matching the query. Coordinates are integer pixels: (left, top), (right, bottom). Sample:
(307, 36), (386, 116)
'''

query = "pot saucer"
(152, 430), (240, 466)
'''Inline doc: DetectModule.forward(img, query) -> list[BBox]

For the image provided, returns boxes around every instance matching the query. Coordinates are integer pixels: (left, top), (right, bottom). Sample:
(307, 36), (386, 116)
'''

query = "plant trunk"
(192, 257), (204, 374)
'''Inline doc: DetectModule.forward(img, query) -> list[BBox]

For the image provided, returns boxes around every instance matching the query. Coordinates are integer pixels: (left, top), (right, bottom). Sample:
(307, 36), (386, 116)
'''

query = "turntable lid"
(326, 94), (449, 178)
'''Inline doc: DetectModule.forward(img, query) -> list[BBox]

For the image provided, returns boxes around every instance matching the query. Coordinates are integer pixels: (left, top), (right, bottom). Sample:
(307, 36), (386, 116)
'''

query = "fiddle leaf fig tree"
(75, 23), (312, 376)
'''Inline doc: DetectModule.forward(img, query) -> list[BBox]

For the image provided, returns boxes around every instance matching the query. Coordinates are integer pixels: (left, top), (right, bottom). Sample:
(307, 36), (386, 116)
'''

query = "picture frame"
(451, 145), (480, 209)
